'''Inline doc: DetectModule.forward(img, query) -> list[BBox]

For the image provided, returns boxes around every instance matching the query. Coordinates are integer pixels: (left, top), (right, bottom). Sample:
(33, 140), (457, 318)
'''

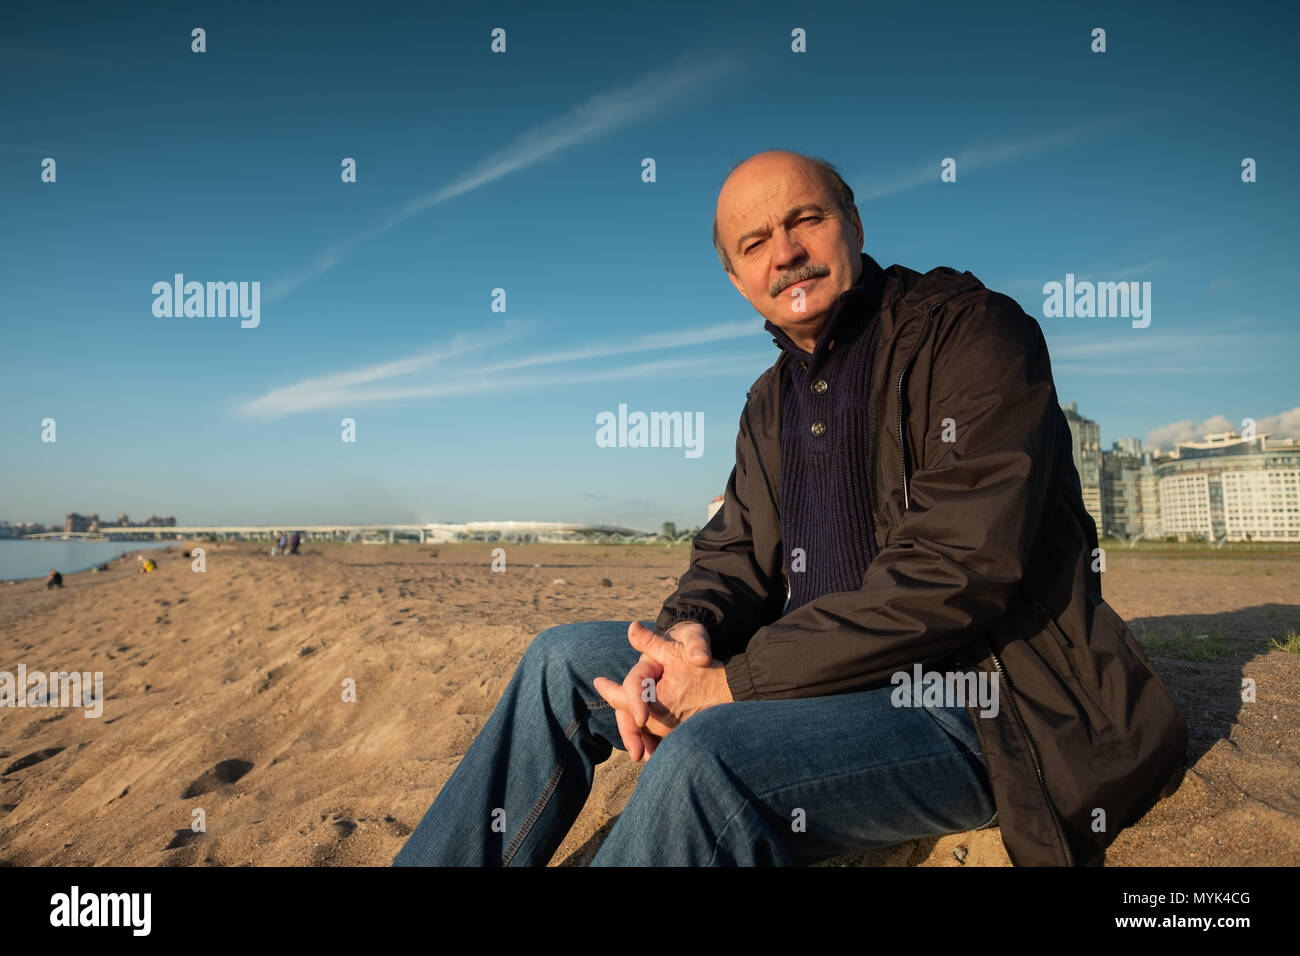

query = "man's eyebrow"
(734, 204), (828, 253)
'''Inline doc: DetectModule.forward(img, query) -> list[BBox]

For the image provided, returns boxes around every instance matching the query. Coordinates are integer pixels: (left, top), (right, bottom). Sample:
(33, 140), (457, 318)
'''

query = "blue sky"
(2, 0), (1297, 531)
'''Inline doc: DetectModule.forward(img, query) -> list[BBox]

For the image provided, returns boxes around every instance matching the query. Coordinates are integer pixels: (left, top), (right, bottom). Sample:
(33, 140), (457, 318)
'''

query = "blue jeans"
(392, 620), (997, 866)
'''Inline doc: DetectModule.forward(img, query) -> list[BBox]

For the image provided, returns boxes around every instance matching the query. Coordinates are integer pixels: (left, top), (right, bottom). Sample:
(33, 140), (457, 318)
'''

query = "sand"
(1, 542), (1297, 866)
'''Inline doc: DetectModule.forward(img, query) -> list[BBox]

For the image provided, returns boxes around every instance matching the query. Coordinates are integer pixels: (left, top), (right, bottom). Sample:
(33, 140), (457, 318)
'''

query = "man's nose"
(771, 229), (807, 270)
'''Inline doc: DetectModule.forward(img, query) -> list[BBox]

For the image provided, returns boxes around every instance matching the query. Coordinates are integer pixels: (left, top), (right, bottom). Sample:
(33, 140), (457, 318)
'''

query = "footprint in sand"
(164, 829), (204, 850)
(306, 814), (360, 865)
(181, 759), (254, 798)
(3, 747), (65, 774)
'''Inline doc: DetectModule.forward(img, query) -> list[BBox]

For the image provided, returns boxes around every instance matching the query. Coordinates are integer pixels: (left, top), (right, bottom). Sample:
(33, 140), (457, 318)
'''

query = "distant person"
(271, 531), (281, 556)
(290, 532), (301, 555)
(138, 556), (156, 574)
(45, 569), (63, 589)
(278, 532), (289, 554)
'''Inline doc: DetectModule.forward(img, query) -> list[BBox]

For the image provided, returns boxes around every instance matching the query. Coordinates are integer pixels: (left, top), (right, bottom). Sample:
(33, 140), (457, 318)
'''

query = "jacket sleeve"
(655, 400), (786, 660)
(724, 292), (1062, 700)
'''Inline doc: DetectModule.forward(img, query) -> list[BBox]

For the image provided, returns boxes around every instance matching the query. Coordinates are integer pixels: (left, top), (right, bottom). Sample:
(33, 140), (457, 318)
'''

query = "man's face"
(715, 154), (865, 352)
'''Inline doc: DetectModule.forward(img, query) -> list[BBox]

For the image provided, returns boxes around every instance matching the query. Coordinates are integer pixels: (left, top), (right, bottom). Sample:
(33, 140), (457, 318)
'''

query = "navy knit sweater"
(764, 253), (887, 613)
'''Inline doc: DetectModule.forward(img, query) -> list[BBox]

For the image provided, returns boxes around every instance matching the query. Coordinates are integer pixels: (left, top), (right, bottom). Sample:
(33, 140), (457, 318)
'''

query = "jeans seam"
(704, 749), (996, 865)
(500, 697), (611, 865)
(503, 759), (565, 865)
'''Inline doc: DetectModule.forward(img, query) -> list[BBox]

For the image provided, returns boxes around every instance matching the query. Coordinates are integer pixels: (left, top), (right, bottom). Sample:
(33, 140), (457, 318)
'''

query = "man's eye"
(744, 218), (816, 253)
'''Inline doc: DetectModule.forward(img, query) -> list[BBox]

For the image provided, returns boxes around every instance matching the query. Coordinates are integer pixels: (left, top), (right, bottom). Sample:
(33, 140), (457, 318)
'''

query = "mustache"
(773, 265), (830, 296)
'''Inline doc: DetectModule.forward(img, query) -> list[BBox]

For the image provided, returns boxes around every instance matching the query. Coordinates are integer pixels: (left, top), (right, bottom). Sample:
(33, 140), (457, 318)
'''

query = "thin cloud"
(234, 321), (531, 419)
(333, 354), (765, 405)
(0, 144), (106, 159)
(477, 320), (759, 373)
(234, 318), (766, 420)
(1055, 364), (1255, 375)
(263, 52), (738, 302)
(854, 120), (1125, 203)
(1002, 258), (1168, 293)
(1049, 330), (1292, 359)
(1107, 259), (1167, 279)
(236, 352), (769, 420)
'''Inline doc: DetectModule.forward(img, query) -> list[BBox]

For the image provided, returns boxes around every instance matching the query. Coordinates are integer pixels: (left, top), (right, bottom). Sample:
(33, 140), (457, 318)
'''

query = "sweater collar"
(764, 252), (885, 367)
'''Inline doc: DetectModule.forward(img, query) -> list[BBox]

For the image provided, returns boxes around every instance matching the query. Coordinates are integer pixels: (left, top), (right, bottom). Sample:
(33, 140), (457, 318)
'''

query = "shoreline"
(0, 541), (176, 585)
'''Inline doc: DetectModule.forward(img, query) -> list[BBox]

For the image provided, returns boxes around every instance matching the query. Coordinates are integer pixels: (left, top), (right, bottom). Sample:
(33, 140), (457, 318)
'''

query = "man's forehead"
(718, 164), (829, 231)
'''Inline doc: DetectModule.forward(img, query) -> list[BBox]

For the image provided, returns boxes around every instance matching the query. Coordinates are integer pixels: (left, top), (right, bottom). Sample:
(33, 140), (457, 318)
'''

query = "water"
(0, 539), (175, 582)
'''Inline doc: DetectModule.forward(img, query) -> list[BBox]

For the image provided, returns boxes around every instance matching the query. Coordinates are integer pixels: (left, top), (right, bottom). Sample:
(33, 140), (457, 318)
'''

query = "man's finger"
(621, 659), (661, 729)
(641, 619), (713, 666)
(627, 621), (685, 668)
(614, 704), (645, 761)
(596, 677), (645, 757)
(592, 675), (629, 709)
(675, 629), (712, 666)
(644, 713), (676, 738)
(596, 676), (656, 758)
(647, 696), (680, 733)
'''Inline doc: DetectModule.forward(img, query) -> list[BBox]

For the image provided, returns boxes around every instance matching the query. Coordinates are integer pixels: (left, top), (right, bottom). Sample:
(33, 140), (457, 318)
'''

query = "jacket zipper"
(987, 643), (1077, 866)
(895, 314), (930, 512)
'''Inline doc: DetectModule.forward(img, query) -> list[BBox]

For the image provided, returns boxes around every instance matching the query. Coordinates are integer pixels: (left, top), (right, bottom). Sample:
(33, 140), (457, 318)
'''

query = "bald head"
(711, 150), (865, 352)
(712, 151), (856, 275)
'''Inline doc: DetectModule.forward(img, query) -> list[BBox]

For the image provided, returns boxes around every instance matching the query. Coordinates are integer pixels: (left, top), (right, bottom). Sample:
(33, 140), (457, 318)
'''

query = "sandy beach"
(1, 541), (1297, 866)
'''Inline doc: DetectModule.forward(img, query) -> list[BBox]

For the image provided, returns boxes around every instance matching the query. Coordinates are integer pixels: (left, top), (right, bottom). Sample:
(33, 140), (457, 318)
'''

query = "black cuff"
(655, 604), (722, 642)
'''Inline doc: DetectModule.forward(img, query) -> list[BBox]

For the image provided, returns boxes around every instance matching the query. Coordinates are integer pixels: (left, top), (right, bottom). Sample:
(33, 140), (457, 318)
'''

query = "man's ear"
(726, 267), (747, 300)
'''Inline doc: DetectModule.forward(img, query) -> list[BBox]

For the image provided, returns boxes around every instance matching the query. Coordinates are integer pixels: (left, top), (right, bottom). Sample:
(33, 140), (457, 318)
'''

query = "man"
(393, 150), (1187, 867)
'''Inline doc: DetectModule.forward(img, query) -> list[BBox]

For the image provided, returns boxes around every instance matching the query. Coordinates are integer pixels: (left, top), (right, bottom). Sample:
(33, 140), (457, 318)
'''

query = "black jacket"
(656, 252), (1188, 866)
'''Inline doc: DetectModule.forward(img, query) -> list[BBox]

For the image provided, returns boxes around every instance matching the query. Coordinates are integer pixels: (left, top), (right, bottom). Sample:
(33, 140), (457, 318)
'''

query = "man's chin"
(769, 312), (829, 336)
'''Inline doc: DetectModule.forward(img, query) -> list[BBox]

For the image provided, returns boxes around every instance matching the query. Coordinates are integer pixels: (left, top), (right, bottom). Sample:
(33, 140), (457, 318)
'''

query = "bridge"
(22, 522), (649, 544)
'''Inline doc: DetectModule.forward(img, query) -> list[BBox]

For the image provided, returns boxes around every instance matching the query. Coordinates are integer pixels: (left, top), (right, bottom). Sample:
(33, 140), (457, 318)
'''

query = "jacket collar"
(763, 252), (886, 368)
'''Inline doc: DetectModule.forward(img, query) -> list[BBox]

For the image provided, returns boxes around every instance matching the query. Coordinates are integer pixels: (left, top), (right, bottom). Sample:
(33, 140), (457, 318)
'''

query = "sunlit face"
(715, 153), (864, 352)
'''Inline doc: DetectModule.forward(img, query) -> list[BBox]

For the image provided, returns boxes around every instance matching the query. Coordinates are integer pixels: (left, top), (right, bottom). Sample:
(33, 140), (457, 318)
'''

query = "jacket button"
(811, 378), (828, 395)
(810, 420), (826, 437)
(799, 360), (808, 370)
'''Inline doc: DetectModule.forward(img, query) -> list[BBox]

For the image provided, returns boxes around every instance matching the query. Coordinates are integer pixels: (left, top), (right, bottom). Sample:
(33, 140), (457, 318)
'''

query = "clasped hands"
(592, 620), (733, 762)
